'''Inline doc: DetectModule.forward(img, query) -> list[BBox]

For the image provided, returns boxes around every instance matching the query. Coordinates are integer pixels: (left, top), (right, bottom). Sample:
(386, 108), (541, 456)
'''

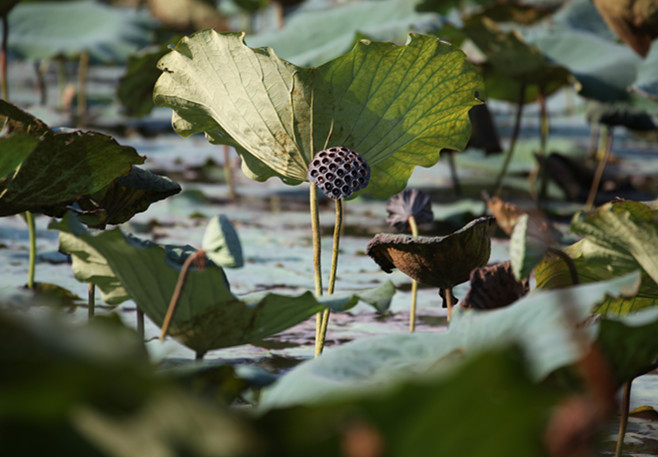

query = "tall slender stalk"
(310, 183), (325, 356)
(316, 199), (343, 356)
(494, 83), (526, 196)
(76, 50), (89, 128)
(446, 152), (461, 196)
(445, 287), (454, 323)
(1, 14), (8, 100)
(585, 125), (613, 211)
(408, 215), (419, 332)
(223, 145), (237, 200)
(537, 86), (549, 205)
(25, 211), (36, 289)
(614, 379), (633, 457)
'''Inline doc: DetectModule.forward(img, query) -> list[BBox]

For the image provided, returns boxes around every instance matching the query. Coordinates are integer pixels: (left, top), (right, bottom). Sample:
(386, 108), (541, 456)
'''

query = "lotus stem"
(88, 283), (95, 320)
(585, 125), (613, 211)
(76, 50), (89, 128)
(25, 211), (36, 289)
(310, 183), (325, 356)
(494, 83), (526, 196)
(446, 151), (461, 196)
(537, 85), (549, 205)
(137, 307), (144, 340)
(159, 249), (206, 342)
(317, 199), (343, 356)
(614, 379), (633, 457)
(1, 14), (8, 101)
(223, 145), (237, 200)
(445, 287), (453, 323)
(408, 215), (419, 332)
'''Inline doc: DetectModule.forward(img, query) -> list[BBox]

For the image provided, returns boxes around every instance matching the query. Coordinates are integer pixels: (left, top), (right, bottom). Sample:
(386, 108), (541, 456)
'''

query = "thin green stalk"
(137, 307), (144, 340)
(1, 14), (8, 100)
(25, 211), (36, 289)
(88, 283), (95, 320)
(614, 379), (633, 457)
(310, 183), (324, 356)
(446, 151), (461, 196)
(76, 50), (89, 128)
(537, 86), (550, 205)
(408, 215), (419, 333)
(585, 125), (613, 211)
(317, 199), (343, 356)
(494, 83), (526, 196)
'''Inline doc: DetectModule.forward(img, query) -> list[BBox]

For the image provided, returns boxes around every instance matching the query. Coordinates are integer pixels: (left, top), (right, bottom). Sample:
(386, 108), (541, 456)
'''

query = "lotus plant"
(153, 30), (484, 354)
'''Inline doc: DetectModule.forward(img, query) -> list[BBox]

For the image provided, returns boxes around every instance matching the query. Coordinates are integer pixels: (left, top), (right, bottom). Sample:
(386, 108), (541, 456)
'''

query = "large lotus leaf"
(366, 216), (493, 289)
(51, 214), (394, 356)
(246, 0), (441, 67)
(0, 133), (38, 179)
(0, 100), (144, 217)
(260, 271), (640, 410)
(73, 166), (181, 229)
(153, 31), (483, 198)
(7, 1), (152, 63)
(571, 200), (658, 285)
(258, 347), (558, 457)
(461, 15), (570, 90)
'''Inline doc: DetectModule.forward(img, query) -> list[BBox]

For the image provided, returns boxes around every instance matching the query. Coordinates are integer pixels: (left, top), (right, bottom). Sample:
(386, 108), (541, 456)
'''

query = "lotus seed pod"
(307, 146), (370, 199)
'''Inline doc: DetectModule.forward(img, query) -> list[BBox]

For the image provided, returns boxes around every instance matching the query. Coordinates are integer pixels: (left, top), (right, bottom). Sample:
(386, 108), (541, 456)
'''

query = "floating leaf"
(73, 166), (181, 229)
(154, 31), (483, 198)
(462, 260), (529, 310)
(51, 214), (394, 356)
(202, 215), (243, 268)
(385, 189), (433, 232)
(366, 217), (493, 289)
(260, 271), (641, 410)
(0, 100), (144, 217)
(7, 1), (152, 63)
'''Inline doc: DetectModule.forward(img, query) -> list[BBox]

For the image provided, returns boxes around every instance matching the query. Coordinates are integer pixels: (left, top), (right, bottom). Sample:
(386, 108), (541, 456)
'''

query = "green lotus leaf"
(0, 100), (144, 217)
(535, 201), (658, 314)
(7, 1), (152, 63)
(202, 215), (243, 268)
(73, 166), (181, 229)
(153, 31), (484, 198)
(366, 216), (493, 290)
(51, 213), (394, 357)
(0, 133), (39, 180)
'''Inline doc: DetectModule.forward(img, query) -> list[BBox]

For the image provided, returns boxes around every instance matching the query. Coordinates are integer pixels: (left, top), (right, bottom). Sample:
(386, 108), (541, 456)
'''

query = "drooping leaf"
(571, 200), (658, 285)
(201, 214), (243, 268)
(260, 271), (641, 410)
(154, 31), (484, 198)
(74, 166), (181, 229)
(0, 100), (144, 217)
(51, 213), (394, 356)
(366, 216), (494, 289)
(7, 1), (152, 63)
(385, 189), (433, 232)
(247, 0), (442, 66)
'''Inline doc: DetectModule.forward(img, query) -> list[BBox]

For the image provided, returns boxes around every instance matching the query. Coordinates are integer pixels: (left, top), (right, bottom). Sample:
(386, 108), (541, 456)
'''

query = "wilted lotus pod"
(386, 189), (433, 232)
(366, 216), (494, 290)
(461, 260), (529, 310)
(307, 146), (370, 199)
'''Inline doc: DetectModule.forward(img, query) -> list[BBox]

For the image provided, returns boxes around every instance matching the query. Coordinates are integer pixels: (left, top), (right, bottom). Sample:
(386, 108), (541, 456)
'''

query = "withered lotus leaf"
(386, 189), (434, 232)
(462, 260), (530, 310)
(366, 217), (494, 290)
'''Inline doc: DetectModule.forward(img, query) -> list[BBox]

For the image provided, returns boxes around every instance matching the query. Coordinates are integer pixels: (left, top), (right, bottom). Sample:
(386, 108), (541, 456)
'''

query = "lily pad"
(0, 100), (144, 217)
(7, 1), (152, 63)
(154, 31), (484, 198)
(51, 213), (394, 356)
